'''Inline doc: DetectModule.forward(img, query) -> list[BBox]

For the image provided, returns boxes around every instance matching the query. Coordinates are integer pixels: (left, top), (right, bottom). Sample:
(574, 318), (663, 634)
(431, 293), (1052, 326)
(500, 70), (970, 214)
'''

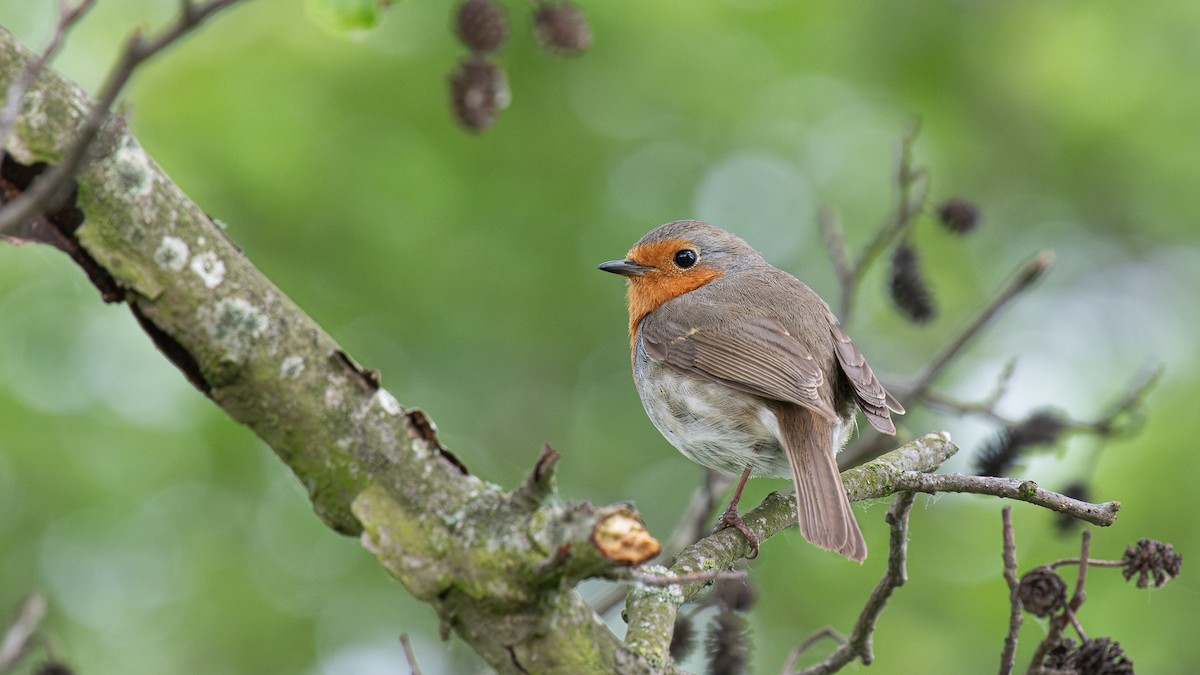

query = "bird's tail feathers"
(777, 406), (867, 562)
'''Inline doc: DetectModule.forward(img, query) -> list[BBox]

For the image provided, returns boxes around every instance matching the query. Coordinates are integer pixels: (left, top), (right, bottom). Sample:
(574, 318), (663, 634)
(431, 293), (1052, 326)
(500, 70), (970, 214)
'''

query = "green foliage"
(305, 0), (384, 32)
(2, 0), (1199, 673)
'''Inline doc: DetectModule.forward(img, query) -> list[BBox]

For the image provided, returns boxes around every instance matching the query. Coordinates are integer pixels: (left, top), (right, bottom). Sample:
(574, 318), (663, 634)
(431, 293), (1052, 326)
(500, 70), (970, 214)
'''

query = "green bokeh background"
(2, 0), (1198, 672)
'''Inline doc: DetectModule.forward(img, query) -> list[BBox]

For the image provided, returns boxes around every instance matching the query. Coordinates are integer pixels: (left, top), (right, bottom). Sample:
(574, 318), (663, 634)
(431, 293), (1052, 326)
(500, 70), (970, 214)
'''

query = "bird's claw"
(713, 505), (761, 559)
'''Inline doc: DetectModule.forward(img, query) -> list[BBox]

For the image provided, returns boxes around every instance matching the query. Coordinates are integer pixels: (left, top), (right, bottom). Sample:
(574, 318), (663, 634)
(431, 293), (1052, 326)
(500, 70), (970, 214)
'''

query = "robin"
(598, 220), (904, 561)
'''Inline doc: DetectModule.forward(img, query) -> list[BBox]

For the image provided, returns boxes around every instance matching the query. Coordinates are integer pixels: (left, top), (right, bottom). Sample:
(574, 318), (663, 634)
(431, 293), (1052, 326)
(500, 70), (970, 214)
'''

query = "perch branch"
(622, 432), (956, 668)
(889, 473), (1119, 527)
(591, 469), (732, 617)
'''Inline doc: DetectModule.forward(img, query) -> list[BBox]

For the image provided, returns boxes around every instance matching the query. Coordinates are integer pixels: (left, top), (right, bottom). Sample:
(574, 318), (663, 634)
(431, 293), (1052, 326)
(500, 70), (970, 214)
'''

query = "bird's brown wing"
(640, 314), (839, 422)
(829, 323), (905, 434)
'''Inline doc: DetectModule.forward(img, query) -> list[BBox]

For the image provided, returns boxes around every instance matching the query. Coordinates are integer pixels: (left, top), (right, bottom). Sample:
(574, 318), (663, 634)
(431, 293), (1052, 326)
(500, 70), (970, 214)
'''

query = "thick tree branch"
(0, 28), (662, 673)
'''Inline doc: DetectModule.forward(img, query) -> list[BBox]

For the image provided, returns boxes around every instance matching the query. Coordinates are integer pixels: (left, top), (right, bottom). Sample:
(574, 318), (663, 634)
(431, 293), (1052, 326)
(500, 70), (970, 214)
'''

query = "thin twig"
(1069, 531), (1091, 614)
(796, 491), (917, 675)
(1079, 366), (1161, 437)
(1045, 557), (1124, 570)
(819, 206), (852, 313)
(920, 365), (1160, 438)
(838, 123), (929, 322)
(1027, 530), (1093, 671)
(0, 0), (249, 235)
(782, 628), (845, 675)
(899, 250), (1054, 411)
(843, 250), (1055, 466)
(1064, 608), (1088, 642)
(399, 633), (423, 675)
(0, 593), (47, 672)
(0, 0), (97, 154)
(999, 507), (1021, 675)
(890, 472), (1119, 527)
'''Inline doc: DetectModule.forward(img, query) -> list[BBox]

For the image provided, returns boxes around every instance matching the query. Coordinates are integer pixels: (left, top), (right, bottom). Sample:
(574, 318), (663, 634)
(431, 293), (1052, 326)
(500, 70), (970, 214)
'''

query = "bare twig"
(1077, 366), (1161, 437)
(999, 507), (1021, 675)
(900, 250), (1054, 412)
(399, 633), (423, 675)
(0, 593), (47, 673)
(921, 366), (1160, 438)
(782, 628), (846, 674)
(795, 491), (917, 675)
(890, 473), (1119, 527)
(661, 469), (733, 558)
(0, 0), (97, 152)
(837, 123), (929, 322)
(819, 206), (852, 308)
(1069, 531), (1091, 614)
(1027, 530), (1093, 671)
(843, 250), (1055, 466)
(0, 0), (249, 235)
(1045, 557), (1124, 570)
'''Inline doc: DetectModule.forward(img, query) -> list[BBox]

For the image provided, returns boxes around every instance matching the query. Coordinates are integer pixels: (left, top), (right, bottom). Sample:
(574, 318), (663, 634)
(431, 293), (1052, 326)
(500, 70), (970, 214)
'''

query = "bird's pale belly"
(634, 360), (793, 477)
(634, 354), (853, 478)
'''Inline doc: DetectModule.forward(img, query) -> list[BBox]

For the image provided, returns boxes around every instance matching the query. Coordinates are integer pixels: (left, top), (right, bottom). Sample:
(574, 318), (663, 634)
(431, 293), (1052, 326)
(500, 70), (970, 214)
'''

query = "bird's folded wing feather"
(829, 323), (905, 435)
(640, 314), (839, 422)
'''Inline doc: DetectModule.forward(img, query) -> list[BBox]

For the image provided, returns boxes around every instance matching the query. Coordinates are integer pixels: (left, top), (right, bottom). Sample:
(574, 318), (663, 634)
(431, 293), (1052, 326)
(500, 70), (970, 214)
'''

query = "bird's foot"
(713, 504), (760, 559)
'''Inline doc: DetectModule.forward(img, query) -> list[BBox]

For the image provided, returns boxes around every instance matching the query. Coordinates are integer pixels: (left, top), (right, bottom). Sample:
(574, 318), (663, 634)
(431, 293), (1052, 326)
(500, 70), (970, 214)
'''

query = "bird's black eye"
(673, 249), (697, 269)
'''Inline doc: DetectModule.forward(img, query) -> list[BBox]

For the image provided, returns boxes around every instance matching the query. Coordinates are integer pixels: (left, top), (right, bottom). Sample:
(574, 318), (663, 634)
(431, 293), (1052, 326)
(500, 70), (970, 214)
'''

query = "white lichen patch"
(154, 236), (189, 271)
(324, 377), (346, 408)
(189, 251), (226, 288)
(198, 297), (268, 361)
(107, 137), (156, 198)
(280, 354), (305, 379)
(373, 389), (402, 415)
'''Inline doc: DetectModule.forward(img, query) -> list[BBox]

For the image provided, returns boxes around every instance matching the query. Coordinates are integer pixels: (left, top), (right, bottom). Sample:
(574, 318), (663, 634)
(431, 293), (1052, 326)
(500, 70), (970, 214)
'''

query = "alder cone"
(456, 0), (507, 54)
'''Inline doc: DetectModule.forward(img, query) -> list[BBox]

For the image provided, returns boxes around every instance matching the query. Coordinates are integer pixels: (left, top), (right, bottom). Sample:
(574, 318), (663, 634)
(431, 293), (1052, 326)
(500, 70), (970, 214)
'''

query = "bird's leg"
(713, 466), (760, 559)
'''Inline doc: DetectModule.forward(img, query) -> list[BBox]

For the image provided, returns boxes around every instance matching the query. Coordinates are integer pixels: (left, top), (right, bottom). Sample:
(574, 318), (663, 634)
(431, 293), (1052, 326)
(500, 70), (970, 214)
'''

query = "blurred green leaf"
(304, 0), (382, 31)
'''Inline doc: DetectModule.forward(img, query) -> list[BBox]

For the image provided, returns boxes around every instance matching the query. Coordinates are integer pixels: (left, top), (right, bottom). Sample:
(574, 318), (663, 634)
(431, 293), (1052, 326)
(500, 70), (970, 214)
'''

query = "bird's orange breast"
(624, 238), (724, 348)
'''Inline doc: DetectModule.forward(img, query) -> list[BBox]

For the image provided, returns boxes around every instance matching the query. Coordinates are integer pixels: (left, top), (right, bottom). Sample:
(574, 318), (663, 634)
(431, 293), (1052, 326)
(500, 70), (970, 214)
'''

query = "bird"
(598, 220), (904, 561)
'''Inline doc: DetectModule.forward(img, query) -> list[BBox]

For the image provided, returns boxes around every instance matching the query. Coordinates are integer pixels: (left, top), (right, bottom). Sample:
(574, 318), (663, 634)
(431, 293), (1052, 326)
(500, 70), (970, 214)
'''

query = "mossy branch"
(0, 27), (661, 674)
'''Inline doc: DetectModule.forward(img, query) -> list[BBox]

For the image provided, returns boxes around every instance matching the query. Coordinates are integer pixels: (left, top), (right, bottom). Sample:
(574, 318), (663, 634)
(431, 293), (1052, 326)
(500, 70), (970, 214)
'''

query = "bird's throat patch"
(624, 238), (724, 346)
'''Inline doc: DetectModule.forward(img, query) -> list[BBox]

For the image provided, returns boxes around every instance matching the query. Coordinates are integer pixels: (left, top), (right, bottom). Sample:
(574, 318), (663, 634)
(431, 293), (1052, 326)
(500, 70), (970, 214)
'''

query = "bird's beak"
(597, 259), (654, 277)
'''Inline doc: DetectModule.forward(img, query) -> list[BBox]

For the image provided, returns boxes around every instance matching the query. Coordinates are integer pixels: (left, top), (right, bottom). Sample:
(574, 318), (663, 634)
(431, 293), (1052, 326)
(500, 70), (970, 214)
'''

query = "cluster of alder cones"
(449, 0), (592, 131)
